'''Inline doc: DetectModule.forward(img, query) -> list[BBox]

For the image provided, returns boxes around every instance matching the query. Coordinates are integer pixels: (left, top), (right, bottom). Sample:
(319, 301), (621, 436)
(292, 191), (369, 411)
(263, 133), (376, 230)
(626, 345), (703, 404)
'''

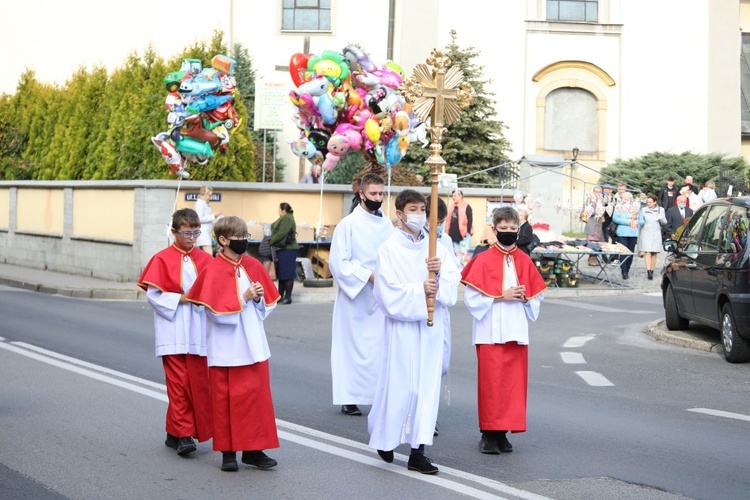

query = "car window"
(679, 208), (704, 257)
(720, 207), (749, 254)
(699, 206), (728, 252)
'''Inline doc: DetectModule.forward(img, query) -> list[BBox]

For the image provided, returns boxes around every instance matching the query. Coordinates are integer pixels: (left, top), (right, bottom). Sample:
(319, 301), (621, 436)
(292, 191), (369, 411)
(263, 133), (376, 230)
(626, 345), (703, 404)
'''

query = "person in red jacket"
(137, 209), (213, 457)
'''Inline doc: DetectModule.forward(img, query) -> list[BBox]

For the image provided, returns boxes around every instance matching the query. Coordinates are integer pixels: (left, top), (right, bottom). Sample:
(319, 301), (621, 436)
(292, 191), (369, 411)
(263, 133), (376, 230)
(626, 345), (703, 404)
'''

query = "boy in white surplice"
(368, 190), (460, 475)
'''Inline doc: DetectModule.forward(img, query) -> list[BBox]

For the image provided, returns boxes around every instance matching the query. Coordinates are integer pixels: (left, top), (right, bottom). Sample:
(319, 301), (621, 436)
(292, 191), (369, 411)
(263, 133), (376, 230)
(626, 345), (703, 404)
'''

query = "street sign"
(254, 79), (287, 131)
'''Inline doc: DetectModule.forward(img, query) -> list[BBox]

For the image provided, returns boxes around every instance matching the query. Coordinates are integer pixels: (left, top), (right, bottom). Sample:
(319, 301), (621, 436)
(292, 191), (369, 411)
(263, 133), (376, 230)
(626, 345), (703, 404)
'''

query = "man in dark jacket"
(658, 177), (680, 209)
(516, 208), (535, 255)
(665, 195), (693, 239)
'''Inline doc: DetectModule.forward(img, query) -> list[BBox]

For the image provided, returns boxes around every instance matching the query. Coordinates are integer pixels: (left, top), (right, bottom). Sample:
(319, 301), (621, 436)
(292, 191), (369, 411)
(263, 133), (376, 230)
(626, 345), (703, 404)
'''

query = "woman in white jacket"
(194, 185), (221, 254)
(638, 195), (667, 280)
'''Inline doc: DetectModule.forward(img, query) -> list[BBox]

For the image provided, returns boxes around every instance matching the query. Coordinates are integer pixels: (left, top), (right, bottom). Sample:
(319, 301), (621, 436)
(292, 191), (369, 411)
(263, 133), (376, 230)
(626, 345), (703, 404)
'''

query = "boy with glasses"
(187, 216), (281, 472)
(138, 209), (213, 457)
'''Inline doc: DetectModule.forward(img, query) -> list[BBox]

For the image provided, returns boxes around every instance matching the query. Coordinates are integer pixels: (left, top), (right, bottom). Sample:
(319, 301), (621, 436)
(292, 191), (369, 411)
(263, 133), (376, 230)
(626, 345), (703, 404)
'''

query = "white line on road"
(687, 408), (750, 422)
(550, 299), (654, 314)
(560, 352), (586, 364)
(563, 335), (595, 348)
(643, 292), (661, 297)
(575, 371), (615, 387)
(0, 339), (552, 500)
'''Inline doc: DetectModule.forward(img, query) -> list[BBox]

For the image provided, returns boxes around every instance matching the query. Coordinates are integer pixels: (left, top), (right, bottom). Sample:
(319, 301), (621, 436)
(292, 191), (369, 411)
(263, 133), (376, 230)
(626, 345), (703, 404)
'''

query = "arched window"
(543, 88), (597, 152)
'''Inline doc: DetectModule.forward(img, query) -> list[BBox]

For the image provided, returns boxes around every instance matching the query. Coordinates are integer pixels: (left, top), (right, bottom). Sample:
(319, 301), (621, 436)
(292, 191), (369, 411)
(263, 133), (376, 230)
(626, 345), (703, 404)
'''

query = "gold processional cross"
(401, 49), (476, 326)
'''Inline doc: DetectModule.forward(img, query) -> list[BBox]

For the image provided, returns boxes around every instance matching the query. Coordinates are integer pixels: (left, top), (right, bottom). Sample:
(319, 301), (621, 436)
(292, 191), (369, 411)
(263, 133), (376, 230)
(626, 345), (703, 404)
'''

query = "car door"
(669, 210), (706, 313)
(691, 205), (728, 324)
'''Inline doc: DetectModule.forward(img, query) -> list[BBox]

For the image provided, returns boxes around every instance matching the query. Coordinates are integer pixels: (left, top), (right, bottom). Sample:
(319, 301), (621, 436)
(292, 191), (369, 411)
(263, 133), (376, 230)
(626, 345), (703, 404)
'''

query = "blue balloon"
(385, 136), (402, 168)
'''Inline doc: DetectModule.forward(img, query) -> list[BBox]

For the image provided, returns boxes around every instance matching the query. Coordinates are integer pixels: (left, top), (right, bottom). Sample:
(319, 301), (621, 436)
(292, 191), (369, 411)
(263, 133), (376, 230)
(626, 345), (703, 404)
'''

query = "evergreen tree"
(602, 151), (749, 196)
(400, 30), (512, 187)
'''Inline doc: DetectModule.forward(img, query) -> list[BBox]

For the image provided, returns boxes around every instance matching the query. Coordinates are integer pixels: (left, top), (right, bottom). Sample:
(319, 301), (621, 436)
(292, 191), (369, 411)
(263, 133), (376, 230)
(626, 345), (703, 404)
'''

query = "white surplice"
(463, 255), (543, 345)
(329, 205), (394, 405)
(368, 229), (460, 451)
(147, 257), (206, 357)
(204, 266), (276, 367)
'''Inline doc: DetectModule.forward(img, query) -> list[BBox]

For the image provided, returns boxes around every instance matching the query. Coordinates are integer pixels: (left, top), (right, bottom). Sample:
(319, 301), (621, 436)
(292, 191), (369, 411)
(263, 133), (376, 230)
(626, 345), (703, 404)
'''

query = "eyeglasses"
(175, 229), (202, 238)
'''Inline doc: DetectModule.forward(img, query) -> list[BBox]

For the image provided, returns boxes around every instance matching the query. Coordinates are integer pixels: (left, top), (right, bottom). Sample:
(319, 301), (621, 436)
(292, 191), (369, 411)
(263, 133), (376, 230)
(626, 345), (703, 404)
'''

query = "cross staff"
(401, 50), (476, 326)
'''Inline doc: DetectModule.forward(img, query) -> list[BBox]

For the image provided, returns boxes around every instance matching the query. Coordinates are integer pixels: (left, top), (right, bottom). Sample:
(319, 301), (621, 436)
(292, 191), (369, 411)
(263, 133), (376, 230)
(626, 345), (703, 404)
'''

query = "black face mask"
(228, 238), (248, 255)
(362, 196), (382, 212)
(496, 231), (518, 246)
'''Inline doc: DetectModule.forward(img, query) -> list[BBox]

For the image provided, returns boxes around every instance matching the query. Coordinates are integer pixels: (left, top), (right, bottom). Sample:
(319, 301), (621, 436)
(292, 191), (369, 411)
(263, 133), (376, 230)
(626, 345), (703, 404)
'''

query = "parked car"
(661, 197), (750, 363)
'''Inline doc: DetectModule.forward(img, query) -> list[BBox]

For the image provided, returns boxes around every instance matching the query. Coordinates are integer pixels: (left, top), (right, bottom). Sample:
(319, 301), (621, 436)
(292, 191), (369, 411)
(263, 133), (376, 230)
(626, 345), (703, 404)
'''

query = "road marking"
(560, 352), (586, 364)
(550, 299), (654, 314)
(563, 335), (595, 348)
(687, 408), (750, 422)
(0, 340), (551, 500)
(643, 292), (661, 297)
(575, 371), (614, 387)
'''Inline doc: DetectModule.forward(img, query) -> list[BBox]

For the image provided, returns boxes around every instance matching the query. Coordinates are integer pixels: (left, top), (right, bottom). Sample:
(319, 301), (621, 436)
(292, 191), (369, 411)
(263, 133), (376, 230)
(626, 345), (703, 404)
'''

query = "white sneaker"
(610, 259), (620, 266)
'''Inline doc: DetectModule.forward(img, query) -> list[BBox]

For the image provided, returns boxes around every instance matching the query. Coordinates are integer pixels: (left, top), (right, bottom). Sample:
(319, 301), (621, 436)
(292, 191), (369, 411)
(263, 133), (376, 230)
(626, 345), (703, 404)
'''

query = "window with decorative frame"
(546, 0), (598, 23)
(282, 0), (331, 32)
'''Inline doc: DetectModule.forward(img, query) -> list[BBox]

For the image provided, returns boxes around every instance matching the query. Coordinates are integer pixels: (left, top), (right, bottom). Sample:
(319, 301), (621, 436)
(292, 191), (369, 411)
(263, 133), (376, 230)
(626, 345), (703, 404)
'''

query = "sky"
(0, 0), (229, 95)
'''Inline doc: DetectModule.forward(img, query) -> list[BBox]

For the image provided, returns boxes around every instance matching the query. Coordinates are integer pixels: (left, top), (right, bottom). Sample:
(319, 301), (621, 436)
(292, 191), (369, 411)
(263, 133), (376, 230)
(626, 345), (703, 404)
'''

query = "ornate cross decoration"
(401, 49), (476, 326)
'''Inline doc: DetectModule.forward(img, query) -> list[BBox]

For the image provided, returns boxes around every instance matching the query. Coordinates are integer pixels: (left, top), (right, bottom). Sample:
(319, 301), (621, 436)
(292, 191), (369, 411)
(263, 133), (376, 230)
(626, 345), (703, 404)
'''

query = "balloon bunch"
(287, 45), (428, 172)
(151, 55), (240, 179)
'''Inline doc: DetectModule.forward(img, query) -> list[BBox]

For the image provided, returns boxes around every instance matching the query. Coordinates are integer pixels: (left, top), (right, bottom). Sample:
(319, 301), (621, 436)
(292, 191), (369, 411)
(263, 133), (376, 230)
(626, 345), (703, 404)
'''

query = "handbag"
(258, 235), (273, 257)
(274, 227), (294, 248)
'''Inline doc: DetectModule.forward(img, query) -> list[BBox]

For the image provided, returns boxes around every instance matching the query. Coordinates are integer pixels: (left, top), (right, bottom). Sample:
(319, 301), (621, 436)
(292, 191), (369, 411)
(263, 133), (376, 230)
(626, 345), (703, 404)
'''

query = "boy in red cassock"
(137, 208), (213, 457)
(186, 216), (281, 472)
(461, 206), (546, 454)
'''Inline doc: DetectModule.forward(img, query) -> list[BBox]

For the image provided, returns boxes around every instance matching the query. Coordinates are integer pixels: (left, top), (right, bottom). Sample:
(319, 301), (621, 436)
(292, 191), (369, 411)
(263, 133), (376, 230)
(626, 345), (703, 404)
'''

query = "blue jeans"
(617, 236), (638, 274)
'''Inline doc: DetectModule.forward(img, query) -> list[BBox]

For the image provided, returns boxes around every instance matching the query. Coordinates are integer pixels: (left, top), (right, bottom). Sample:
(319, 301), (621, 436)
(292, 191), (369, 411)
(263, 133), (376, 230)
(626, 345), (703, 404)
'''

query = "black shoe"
(407, 454), (438, 475)
(341, 404), (362, 416)
(281, 297), (292, 305)
(479, 432), (500, 455)
(221, 451), (238, 472)
(377, 449), (394, 463)
(622, 273), (629, 280)
(496, 431), (513, 453)
(176, 437), (197, 456)
(433, 425), (439, 437)
(647, 270), (654, 280)
(165, 433), (178, 450)
(242, 450), (278, 469)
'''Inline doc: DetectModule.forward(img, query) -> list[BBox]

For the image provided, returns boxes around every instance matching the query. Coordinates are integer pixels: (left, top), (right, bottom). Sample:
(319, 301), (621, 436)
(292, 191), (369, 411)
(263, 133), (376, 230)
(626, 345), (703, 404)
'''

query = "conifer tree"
(400, 30), (512, 187)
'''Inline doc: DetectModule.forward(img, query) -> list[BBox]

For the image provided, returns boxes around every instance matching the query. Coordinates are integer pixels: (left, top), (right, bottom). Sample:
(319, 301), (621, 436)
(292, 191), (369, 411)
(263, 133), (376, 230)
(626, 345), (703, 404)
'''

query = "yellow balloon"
(365, 118), (381, 143)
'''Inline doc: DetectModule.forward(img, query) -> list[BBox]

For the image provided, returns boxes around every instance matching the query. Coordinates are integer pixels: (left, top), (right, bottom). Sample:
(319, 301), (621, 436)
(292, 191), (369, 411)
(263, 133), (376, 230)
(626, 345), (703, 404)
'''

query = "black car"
(661, 197), (750, 363)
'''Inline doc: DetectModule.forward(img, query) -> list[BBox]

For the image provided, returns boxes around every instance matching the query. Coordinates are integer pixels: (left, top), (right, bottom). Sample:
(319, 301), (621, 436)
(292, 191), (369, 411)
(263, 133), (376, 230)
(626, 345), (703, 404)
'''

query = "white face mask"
(404, 213), (426, 233)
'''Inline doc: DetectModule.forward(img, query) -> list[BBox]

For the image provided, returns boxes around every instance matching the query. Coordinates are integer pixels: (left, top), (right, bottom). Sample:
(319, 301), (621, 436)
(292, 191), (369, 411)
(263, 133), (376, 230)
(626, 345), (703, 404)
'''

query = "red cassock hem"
(209, 361), (280, 452)
(476, 342), (528, 433)
(162, 354), (213, 441)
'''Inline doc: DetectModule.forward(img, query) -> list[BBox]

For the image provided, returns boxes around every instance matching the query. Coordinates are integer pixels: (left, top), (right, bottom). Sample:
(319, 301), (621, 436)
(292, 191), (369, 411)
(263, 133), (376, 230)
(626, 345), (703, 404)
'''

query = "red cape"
(137, 244), (213, 293)
(187, 251), (280, 314)
(461, 244), (546, 299)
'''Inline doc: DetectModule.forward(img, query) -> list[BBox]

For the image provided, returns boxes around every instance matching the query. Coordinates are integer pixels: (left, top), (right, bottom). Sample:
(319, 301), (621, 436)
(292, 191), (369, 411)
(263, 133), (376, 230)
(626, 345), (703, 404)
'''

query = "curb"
(643, 319), (722, 353)
(0, 276), (146, 301)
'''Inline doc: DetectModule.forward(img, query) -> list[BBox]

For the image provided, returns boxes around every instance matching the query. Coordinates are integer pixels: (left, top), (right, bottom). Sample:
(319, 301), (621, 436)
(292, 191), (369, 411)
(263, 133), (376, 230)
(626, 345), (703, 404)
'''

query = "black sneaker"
(176, 437), (197, 456)
(341, 405), (362, 416)
(434, 421), (440, 437)
(479, 432), (500, 454)
(496, 432), (513, 453)
(407, 454), (438, 475)
(242, 450), (278, 469)
(221, 451), (238, 472)
(377, 449), (394, 463)
(165, 433), (179, 450)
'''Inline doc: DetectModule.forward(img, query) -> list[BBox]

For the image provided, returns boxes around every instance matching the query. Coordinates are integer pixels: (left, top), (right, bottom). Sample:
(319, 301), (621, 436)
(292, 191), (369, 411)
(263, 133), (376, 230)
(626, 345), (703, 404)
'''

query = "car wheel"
(720, 303), (750, 363)
(664, 284), (689, 330)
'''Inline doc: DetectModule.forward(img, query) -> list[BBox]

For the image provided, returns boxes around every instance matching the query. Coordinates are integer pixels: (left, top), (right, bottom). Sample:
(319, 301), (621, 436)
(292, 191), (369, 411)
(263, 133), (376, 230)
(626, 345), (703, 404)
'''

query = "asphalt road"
(1, 285), (749, 500)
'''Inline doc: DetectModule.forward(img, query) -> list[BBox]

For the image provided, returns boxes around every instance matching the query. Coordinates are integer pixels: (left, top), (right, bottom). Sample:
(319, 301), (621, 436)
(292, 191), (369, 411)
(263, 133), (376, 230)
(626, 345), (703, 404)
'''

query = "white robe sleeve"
(464, 286), (494, 321)
(523, 294), (544, 321)
(147, 286), (181, 321)
(373, 245), (428, 321)
(251, 298), (276, 320)
(435, 248), (460, 308)
(329, 222), (374, 300)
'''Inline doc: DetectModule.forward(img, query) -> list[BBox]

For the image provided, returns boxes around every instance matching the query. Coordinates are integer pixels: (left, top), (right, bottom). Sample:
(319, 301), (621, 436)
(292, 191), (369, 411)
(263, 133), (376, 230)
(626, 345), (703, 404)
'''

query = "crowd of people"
(139, 173), (548, 474)
(582, 174), (717, 281)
